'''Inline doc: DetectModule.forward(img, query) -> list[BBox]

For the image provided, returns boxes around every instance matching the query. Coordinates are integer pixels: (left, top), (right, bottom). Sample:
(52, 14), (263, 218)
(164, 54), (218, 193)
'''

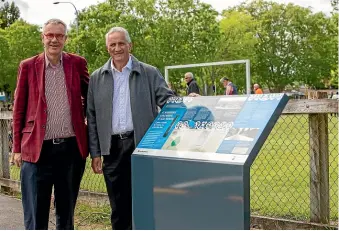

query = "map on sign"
(134, 94), (288, 164)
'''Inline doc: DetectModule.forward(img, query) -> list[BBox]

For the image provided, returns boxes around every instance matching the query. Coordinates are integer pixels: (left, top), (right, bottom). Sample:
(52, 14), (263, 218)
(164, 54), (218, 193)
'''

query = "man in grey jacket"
(87, 26), (174, 229)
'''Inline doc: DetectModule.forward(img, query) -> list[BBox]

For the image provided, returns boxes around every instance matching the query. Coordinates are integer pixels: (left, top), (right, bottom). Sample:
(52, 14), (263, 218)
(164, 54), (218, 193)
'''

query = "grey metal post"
(53, 1), (80, 54)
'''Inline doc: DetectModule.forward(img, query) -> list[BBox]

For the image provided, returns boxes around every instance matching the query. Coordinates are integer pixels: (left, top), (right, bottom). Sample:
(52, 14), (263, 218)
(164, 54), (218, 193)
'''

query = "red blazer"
(13, 52), (90, 163)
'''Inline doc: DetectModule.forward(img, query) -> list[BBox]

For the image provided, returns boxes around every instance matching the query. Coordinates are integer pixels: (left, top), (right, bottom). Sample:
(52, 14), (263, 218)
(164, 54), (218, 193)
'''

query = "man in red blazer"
(12, 18), (89, 230)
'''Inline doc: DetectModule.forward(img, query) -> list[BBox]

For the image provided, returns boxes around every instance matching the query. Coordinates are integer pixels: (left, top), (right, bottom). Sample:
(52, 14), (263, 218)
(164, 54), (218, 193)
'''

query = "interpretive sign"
(135, 94), (288, 165)
(132, 94), (288, 230)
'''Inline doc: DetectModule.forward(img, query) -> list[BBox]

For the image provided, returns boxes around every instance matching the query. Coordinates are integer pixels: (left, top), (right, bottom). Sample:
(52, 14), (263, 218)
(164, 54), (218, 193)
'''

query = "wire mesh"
(1, 113), (338, 225)
(251, 114), (338, 223)
(0, 119), (11, 180)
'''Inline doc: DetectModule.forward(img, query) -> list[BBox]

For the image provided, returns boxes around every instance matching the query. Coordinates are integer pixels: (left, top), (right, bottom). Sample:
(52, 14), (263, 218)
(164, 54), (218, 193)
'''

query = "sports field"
(10, 115), (338, 221)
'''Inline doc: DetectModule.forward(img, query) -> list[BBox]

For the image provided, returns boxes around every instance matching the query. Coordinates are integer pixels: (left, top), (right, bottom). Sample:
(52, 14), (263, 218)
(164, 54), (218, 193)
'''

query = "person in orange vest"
(253, 83), (263, 94)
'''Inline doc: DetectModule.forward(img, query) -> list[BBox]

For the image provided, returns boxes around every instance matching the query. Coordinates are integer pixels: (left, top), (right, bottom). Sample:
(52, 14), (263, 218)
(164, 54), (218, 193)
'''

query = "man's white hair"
(105, 27), (131, 45)
(43, 18), (67, 35)
(185, 72), (194, 79)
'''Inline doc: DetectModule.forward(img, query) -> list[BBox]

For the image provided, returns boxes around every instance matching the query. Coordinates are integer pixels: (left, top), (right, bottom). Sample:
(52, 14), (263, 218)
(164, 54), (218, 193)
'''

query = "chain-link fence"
(251, 114), (338, 225)
(0, 117), (11, 183)
(0, 112), (338, 228)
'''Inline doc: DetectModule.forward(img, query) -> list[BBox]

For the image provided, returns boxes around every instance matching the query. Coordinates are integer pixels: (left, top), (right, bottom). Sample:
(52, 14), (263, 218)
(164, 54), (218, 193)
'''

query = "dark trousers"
(103, 135), (135, 230)
(20, 137), (85, 230)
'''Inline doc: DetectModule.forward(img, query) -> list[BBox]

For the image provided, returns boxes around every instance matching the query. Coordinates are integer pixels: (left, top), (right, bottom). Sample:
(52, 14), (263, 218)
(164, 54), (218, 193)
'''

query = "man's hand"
(13, 153), (22, 168)
(91, 157), (102, 174)
(188, 93), (200, 97)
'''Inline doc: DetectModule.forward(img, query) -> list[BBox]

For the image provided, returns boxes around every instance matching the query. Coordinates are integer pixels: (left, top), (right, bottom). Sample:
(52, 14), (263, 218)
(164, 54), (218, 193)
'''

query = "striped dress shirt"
(44, 54), (75, 140)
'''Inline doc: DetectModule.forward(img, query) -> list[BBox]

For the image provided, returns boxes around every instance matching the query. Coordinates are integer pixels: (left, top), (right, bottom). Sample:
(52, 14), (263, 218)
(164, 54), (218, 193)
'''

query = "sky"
(3, 0), (334, 27)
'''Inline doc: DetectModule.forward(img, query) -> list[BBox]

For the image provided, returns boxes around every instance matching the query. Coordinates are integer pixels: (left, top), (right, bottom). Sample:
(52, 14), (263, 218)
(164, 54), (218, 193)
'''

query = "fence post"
(0, 119), (10, 193)
(309, 114), (329, 224)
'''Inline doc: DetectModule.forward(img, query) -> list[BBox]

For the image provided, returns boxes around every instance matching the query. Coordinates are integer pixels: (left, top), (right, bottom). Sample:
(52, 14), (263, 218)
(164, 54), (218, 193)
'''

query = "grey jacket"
(87, 56), (174, 158)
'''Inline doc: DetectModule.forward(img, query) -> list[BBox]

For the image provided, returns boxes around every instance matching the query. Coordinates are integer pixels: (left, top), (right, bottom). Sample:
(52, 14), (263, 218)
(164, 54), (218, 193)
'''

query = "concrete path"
(0, 194), (24, 230)
(0, 194), (56, 230)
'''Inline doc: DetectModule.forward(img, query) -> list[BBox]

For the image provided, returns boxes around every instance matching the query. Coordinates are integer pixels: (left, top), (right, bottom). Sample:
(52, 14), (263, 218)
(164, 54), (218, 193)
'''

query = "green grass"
(9, 115), (338, 221)
(80, 161), (107, 193)
(74, 199), (111, 230)
(250, 115), (338, 221)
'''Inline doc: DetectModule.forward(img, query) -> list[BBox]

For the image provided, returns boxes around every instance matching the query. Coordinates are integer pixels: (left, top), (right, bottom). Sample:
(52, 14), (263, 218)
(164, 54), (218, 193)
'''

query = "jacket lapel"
(62, 52), (73, 107)
(101, 59), (113, 128)
(35, 53), (46, 103)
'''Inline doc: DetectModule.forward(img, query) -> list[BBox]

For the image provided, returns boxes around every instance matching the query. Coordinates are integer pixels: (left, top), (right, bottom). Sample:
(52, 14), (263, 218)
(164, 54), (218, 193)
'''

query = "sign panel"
(134, 94), (288, 164)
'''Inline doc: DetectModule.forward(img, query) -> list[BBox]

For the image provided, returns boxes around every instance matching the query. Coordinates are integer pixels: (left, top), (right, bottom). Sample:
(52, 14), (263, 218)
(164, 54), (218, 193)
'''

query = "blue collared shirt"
(111, 56), (134, 134)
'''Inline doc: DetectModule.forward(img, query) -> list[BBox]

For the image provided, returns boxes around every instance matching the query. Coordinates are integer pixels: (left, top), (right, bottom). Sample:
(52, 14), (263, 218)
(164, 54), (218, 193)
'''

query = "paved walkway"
(0, 194), (24, 230)
(0, 194), (56, 230)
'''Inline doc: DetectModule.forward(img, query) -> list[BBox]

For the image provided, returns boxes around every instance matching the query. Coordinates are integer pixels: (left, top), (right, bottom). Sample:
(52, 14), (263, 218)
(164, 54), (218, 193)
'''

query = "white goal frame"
(164, 59), (251, 95)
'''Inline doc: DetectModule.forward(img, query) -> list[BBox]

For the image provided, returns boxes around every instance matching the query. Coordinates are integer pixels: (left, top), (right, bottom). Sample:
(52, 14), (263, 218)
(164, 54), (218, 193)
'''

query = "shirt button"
(42, 125), (46, 128)
(44, 109), (47, 113)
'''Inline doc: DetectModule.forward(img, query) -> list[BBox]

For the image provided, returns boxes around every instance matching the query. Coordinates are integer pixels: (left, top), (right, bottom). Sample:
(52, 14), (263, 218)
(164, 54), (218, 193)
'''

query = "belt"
(112, 131), (134, 140)
(46, 137), (75, 145)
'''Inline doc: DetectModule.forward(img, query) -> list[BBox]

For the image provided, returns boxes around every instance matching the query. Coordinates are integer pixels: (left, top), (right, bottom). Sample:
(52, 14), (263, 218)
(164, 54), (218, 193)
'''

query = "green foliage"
(0, 29), (11, 93)
(0, 20), (41, 94)
(0, 1), (20, 29)
(65, 0), (220, 94)
(0, 0), (337, 96)
(218, 10), (258, 93)
(0, 0), (22, 95)
(332, 0), (338, 11)
(229, 0), (337, 92)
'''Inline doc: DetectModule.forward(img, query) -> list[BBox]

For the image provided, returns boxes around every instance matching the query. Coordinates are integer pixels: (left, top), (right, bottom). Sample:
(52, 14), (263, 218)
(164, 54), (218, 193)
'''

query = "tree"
(328, 12), (338, 88)
(1, 20), (41, 94)
(65, 0), (134, 72)
(67, 0), (221, 95)
(0, 29), (11, 94)
(233, 0), (335, 92)
(136, 0), (220, 94)
(0, 1), (20, 29)
(218, 10), (258, 93)
(331, 0), (338, 11)
(295, 11), (337, 89)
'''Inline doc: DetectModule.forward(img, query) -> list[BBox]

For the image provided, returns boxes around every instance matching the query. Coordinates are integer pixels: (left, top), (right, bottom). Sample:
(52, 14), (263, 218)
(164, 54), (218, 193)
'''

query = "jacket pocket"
(22, 126), (33, 133)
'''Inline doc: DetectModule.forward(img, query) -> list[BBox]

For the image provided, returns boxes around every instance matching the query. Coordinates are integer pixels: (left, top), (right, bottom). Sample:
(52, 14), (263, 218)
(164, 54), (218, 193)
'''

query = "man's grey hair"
(220, 77), (229, 83)
(105, 27), (132, 45)
(43, 19), (67, 35)
(185, 72), (194, 79)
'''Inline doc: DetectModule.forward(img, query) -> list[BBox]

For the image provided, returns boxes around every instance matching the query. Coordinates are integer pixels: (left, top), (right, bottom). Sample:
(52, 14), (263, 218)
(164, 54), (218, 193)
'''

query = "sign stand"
(132, 94), (289, 229)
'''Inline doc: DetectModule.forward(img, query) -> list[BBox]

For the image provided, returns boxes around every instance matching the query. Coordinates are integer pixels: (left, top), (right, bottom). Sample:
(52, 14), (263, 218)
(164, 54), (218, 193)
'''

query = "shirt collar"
(111, 55), (132, 73)
(45, 52), (63, 67)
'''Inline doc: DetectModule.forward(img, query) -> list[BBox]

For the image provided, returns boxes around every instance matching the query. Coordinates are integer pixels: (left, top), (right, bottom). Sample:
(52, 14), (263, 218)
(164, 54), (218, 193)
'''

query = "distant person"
(253, 83), (263, 94)
(184, 72), (200, 95)
(220, 77), (238, 95)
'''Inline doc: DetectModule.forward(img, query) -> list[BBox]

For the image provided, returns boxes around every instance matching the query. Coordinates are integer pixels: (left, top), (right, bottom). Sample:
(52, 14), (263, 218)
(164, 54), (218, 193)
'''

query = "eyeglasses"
(44, 33), (65, 40)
